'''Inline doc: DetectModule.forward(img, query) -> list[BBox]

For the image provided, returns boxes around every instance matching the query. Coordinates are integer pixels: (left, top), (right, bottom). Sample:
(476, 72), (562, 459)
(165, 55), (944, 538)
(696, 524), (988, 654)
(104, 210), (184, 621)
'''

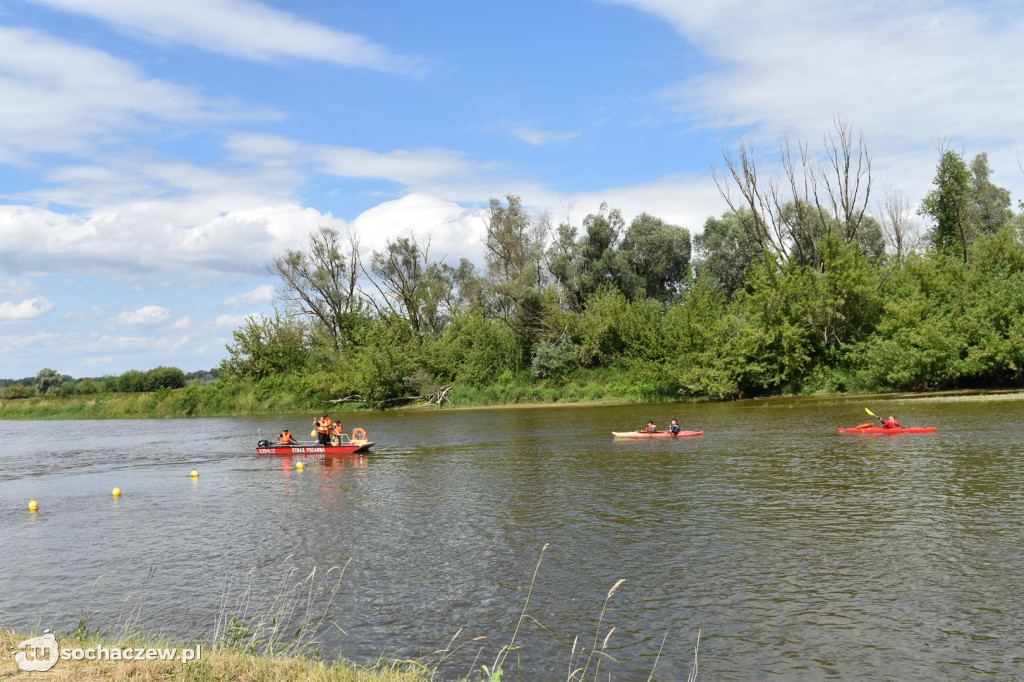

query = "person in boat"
(277, 429), (294, 444)
(644, 420), (657, 433)
(315, 414), (333, 446)
(331, 421), (344, 446)
(881, 414), (902, 429)
(668, 419), (681, 436)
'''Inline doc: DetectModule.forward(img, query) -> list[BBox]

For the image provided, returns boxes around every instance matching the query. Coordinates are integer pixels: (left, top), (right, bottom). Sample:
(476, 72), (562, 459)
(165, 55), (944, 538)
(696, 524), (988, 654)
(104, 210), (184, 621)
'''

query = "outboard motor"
(257, 439), (271, 448)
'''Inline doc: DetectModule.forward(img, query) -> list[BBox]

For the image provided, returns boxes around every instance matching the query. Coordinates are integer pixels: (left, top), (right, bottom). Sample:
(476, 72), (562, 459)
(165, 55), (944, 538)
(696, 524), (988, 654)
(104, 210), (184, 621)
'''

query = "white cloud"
(509, 125), (581, 146)
(30, 0), (422, 74)
(215, 313), (255, 328)
(0, 296), (56, 320)
(0, 26), (261, 164)
(227, 133), (485, 186)
(113, 305), (171, 326)
(349, 193), (489, 264)
(171, 316), (190, 330)
(0, 201), (344, 278)
(619, 0), (1024, 201)
(222, 285), (274, 308)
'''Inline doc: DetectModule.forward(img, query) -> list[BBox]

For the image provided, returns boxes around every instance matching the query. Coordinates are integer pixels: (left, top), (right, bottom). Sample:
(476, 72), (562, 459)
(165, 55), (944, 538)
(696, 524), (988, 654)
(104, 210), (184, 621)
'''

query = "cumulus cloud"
(113, 305), (172, 326)
(30, 0), (422, 74)
(171, 316), (190, 330)
(0, 296), (56, 320)
(349, 193), (489, 265)
(222, 285), (275, 308)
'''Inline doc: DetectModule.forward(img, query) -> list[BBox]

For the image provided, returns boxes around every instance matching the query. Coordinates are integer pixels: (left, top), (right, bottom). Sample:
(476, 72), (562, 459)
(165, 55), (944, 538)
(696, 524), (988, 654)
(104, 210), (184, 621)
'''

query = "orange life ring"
(352, 428), (367, 441)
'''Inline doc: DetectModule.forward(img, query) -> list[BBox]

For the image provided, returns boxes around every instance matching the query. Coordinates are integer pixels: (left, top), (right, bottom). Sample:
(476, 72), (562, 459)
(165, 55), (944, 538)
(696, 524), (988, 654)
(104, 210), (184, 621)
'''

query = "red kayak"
(837, 426), (936, 435)
(613, 430), (703, 439)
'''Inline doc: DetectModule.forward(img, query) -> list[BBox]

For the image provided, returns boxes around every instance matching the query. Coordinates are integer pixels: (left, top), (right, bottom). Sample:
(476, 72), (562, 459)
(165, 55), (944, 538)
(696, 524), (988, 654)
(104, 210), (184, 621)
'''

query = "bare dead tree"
(713, 143), (790, 261)
(714, 117), (874, 270)
(879, 186), (920, 267)
(820, 116), (872, 243)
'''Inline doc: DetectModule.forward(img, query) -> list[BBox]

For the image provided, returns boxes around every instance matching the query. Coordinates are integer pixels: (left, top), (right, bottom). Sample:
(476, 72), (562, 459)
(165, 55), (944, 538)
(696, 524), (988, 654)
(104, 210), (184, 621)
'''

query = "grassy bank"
(4, 372), (1024, 420)
(0, 366), (679, 419)
(0, 628), (433, 681)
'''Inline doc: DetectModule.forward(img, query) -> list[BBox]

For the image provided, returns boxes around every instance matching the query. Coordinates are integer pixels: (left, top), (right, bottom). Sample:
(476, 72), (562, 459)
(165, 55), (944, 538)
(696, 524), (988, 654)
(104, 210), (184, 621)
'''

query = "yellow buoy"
(112, 487), (121, 498)
(190, 469), (199, 479)
(295, 461), (304, 471)
(28, 499), (39, 512)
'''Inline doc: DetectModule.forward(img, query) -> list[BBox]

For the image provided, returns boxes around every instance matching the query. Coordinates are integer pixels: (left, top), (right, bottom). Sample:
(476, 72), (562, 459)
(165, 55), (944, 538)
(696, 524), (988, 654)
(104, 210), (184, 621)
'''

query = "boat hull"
(257, 442), (373, 455)
(612, 430), (703, 439)
(837, 427), (936, 435)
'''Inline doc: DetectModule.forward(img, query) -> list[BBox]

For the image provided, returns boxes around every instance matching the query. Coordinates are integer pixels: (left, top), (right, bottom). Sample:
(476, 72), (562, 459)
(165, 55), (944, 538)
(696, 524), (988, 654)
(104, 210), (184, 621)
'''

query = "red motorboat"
(257, 428), (373, 455)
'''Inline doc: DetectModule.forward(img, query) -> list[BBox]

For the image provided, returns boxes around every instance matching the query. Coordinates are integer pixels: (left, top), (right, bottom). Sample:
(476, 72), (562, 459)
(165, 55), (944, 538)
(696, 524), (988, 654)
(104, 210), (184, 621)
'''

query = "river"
(2, 396), (1024, 679)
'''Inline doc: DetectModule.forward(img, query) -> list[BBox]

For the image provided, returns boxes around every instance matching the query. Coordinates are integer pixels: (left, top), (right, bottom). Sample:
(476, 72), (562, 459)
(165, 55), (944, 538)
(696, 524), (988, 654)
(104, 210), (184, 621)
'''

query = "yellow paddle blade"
(864, 407), (877, 417)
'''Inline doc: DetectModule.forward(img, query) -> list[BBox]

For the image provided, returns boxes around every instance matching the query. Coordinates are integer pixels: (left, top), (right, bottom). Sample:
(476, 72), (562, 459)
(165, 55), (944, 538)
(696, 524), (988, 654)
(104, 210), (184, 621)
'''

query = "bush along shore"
(5, 137), (1024, 413)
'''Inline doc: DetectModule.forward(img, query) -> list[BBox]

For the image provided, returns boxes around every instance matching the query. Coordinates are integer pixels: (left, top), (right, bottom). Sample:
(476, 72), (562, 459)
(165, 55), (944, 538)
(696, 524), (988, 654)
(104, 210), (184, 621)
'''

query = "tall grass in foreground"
(3, 550), (700, 681)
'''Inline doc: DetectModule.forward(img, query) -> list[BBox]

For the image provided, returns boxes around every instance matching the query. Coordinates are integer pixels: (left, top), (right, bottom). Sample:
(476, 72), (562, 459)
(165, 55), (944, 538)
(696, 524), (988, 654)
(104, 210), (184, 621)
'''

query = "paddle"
(864, 407), (884, 425)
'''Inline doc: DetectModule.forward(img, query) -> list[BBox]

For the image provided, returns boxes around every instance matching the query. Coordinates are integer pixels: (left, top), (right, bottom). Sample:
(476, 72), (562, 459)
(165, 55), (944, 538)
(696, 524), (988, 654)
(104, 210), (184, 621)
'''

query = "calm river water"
(3, 397), (1024, 679)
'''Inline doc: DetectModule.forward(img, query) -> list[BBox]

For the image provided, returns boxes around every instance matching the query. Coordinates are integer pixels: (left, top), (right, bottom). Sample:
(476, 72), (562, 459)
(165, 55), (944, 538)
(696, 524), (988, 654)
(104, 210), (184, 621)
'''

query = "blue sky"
(1, 0), (1023, 379)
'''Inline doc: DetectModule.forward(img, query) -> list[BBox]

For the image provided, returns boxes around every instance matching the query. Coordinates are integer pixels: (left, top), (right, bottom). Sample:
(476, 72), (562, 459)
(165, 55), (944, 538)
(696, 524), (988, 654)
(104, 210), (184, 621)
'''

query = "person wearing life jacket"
(316, 414), (333, 446)
(881, 414), (902, 429)
(644, 420), (657, 433)
(668, 419), (682, 436)
(331, 421), (344, 446)
(277, 429), (293, 444)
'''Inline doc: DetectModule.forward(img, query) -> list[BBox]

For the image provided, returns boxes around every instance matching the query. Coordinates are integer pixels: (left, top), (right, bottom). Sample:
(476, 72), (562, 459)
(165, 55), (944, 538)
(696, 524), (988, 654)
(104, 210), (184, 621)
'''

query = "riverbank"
(0, 628), (434, 681)
(2, 378), (1024, 420)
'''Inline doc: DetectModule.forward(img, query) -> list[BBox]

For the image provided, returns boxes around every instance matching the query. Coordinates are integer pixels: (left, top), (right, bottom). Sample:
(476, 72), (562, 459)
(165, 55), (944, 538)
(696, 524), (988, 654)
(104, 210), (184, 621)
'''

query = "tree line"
(1, 367), (218, 400)
(220, 122), (1024, 408)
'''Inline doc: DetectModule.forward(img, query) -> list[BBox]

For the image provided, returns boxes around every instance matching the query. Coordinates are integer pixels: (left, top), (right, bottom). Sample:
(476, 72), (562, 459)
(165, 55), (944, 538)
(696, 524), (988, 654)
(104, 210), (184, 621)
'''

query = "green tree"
(220, 313), (310, 381)
(618, 213), (691, 302)
(484, 195), (548, 344)
(968, 153), (1013, 235)
(117, 370), (148, 393)
(145, 366), (186, 390)
(34, 368), (65, 395)
(272, 226), (362, 351)
(369, 236), (452, 337)
(694, 210), (762, 297)
(920, 150), (973, 261)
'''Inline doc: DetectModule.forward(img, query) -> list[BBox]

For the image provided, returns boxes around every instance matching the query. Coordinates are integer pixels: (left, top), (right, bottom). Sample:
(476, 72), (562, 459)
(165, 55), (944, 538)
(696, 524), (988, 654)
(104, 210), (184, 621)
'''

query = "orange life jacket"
(332, 423), (344, 436)
(317, 418), (332, 433)
(280, 432), (293, 444)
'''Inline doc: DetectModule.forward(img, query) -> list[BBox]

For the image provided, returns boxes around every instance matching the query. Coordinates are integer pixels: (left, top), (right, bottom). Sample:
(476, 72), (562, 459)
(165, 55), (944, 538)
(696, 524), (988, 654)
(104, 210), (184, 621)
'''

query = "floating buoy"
(28, 499), (38, 512)
(112, 487), (121, 498)
(295, 461), (304, 471)
(190, 470), (199, 479)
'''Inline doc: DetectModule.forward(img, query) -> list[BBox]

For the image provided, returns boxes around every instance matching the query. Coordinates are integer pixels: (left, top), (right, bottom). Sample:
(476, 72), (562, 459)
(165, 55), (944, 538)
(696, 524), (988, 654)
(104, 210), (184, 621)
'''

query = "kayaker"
(668, 419), (681, 436)
(881, 414), (902, 429)
(645, 420), (656, 433)
(331, 421), (344, 446)
(277, 429), (293, 444)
